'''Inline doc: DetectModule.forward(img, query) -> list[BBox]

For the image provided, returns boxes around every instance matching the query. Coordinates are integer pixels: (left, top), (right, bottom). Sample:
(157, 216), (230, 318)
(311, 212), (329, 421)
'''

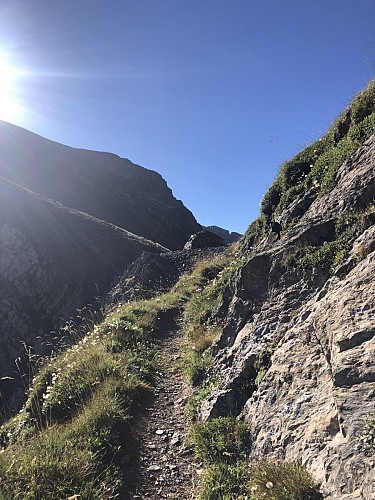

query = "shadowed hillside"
(0, 121), (200, 414)
(0, 175), (166, 413)
(0, 121), (200, 250)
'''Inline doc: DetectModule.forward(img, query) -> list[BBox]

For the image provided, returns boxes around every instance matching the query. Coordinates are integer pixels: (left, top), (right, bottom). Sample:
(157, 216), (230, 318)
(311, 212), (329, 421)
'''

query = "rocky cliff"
(198, 123), (375, 495)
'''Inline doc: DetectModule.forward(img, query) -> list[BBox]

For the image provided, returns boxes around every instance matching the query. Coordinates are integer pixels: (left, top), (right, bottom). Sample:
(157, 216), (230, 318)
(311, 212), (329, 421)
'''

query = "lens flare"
(0, 52), (23, 122)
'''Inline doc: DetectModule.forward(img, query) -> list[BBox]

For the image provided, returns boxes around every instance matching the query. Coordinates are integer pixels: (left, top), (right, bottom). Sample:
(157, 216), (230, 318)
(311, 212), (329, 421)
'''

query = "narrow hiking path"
(128, 312), (200, 499)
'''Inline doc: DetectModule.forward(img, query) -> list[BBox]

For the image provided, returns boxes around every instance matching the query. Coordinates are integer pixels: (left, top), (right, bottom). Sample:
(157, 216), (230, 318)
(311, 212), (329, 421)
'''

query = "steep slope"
(0, 175), (165, 412)
(199, 135), (375, 496)
(0, 252), (223, 499)
(0, 121), (200, 250)
(195, 82), (375, 498)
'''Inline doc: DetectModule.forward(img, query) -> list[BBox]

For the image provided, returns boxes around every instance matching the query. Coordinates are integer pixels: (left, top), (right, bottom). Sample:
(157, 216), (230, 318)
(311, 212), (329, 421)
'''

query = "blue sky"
(0, 0), (374, 233)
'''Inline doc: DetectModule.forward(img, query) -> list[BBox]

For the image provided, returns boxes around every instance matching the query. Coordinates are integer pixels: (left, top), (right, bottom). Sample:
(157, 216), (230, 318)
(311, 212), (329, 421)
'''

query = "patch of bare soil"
(122, 311), (199, 499)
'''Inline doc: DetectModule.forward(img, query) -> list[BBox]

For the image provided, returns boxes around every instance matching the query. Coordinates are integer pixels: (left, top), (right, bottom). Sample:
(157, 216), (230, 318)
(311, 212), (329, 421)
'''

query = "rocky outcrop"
(205, 226), (242, 244)
(183, 230), (225, 250)
(241, 250), (375, 498)
(0, 121), (200, 250)
(105, 247), (227, 308)
(199, 135), (375, 498)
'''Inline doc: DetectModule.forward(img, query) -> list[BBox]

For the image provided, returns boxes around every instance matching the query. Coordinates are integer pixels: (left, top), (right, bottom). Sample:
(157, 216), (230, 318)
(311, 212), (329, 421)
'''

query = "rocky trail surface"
(124, 312), (199, 499)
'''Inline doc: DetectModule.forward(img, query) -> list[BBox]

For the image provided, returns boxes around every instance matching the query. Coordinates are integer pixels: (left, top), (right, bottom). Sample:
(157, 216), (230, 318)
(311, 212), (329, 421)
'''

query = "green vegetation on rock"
(181, 250), (242, 386)
(280, 204), (375, 271)
(191, 417), (250, 465)
(242, 79), (375, 250)
(2, 80), (372, 499)
(198, 462), (249, 499)
(191, 417), (250, 499)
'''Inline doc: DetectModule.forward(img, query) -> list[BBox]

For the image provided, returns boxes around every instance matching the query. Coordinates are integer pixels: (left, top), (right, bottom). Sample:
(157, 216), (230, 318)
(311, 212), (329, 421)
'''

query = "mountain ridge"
(0, 120), (200, 250)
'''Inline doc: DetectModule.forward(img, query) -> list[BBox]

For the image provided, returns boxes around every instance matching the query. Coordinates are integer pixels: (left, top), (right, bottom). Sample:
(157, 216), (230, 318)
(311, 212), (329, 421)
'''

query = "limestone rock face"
(243, 254), (375, 498)
(200, 135), (375, 498)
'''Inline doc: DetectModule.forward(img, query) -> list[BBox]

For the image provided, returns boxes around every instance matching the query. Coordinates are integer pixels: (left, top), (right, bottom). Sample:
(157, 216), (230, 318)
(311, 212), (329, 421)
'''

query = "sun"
(0, 52), (23, 122)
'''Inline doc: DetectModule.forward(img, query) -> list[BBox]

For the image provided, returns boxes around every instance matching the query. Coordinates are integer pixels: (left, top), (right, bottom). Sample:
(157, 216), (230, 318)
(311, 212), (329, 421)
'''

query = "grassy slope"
(0, 250), (237, 499)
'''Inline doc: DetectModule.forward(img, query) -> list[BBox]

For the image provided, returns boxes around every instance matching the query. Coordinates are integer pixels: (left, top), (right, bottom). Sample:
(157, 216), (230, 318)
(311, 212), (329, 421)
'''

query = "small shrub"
(241, 218), (266, 251)
(349, 112), (375, 143)
(261, 182), (282, 217)
(184, 255), (241, 332)
(309, 138), (358, 194)
(191, 417), (250, 464)
(280, 247), (302, 270)
(199, 462), (249, 500)
(349, 80), (375, 123)
(188, 325), (219, 354)
(248, 461), (322, 500)
(297, 239), (347, 270)
(352, 241), (372, 260)
(297, 206), (375, 271)
(359, 414), (375, 451)
(278, 183), (305, 210)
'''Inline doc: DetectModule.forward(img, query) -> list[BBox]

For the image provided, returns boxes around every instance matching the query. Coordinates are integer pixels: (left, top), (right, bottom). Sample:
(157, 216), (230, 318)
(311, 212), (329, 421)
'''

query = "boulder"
(183, 230), (225, 250)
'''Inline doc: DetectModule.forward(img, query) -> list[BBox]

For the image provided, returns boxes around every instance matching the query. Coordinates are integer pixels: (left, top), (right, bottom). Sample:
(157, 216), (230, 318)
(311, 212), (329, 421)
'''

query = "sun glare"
(0, 52), (23, 122)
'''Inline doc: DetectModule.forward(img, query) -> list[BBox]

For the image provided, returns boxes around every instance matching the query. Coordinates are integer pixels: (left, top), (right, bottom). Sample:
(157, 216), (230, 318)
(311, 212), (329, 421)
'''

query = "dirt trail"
(126, 311), (199, 499)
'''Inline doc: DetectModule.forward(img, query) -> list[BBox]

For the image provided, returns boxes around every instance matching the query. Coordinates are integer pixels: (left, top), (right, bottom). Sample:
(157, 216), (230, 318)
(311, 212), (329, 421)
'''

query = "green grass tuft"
(199, 462), (249, 500)
(248, 461), (322, 500)
(359, 414), (375, 450)
(191, 417), (250, 465)
(187, 384), (215, 421)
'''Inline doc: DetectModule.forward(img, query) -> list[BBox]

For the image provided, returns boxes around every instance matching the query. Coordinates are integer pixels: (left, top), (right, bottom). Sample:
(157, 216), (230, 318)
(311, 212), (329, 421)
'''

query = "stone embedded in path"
(132, 313), (198, 498)
(170, 432), (181, 445)
(147, 465), (162, 472)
